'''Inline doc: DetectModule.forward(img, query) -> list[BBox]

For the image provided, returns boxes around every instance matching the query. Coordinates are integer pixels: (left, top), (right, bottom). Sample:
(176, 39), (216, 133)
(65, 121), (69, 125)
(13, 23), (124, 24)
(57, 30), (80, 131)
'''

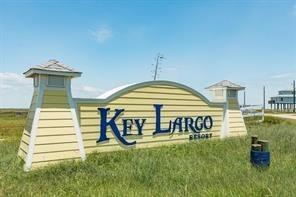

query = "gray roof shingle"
(23, 59), (82, 78)
(206, 80), (245, 90)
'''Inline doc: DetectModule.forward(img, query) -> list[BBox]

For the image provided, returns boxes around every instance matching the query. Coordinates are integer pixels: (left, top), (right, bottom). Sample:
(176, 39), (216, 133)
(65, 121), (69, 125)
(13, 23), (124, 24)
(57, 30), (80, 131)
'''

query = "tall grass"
(0, 114), (295, 196)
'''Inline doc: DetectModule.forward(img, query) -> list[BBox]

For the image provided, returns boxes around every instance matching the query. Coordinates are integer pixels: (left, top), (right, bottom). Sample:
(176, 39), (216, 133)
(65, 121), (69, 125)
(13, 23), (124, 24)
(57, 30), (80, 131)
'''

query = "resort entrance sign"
(97, 105), (214, 146)
(18, 60), (247, 171)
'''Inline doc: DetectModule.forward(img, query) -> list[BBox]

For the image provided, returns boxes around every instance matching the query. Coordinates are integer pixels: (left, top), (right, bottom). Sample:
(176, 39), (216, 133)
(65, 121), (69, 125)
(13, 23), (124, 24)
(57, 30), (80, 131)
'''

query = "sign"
(97, 104), (214, 146)
(18, 60), (247, 171)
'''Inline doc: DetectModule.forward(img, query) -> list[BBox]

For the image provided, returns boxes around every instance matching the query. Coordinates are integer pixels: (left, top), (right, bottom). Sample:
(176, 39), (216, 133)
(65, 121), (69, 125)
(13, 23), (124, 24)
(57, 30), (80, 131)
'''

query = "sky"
(0, 0), (295, 108)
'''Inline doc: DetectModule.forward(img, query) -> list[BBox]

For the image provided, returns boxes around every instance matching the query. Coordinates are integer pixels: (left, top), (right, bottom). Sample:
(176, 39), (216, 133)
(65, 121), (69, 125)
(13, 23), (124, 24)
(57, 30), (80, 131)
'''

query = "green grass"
(0, 112), (296, 196)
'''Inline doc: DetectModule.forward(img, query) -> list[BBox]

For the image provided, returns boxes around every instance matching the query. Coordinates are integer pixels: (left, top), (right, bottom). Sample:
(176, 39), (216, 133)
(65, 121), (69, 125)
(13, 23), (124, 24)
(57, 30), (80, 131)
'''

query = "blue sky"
(0, 0), (295, 108)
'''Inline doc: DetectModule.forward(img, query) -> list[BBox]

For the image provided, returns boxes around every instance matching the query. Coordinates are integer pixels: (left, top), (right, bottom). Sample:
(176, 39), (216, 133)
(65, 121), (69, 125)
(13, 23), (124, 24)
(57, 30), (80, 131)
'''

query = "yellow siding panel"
(80, 124), (222, 134)
(79, 111), (223, 120)
(44, 90), (67, 96)
(42, 103), (70, 108)
(43, 96), (68, 104)
(109, 99), (207, 106)
(80, 105), (221, 112)
(34, 143), (79, 153)
(82, 130), (220, 142)
(18, 148), (27, 160)
(229, 122), (246, 128)
(80, 121), (222, 128)
(148, 85), (179, 89)
(37, 127), (75, 136)
(22, 134), (30, 145)
(35, 135), (77, 145)
(39, 112), (72, 120)
(38, 119), (73, 128)
(131, 87), (192, 94)
(41, 108), (71, 112)
(76, 85), (225, 155)
(120, 92), (202, 100)
(80, 116), (223, 127)
(32, 150), (80, 163)
(19, 142), (29, 153)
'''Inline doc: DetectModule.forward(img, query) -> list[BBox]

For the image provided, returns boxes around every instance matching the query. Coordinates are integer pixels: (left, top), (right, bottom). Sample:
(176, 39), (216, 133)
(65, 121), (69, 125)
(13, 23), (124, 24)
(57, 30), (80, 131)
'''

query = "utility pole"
(152, 53), (164, 81)
(293, 80), (295, 113)
(262, 86), (265, 122)
(243, 90), (246, 107)
(263, 86), (265, 110)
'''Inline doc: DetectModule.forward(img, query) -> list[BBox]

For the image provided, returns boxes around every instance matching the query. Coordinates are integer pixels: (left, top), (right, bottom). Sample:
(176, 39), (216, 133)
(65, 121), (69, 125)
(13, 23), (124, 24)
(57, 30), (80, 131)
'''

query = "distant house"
(269, 90), (295, 111)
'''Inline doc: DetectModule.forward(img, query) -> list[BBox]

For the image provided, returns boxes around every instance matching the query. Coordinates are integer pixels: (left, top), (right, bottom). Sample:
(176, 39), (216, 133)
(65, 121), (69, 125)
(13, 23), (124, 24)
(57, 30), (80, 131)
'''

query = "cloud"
(72, 85), (104, 98)
(0, 72), (33, 108)
(90, 27), (112, 43)
(270, 72), (294, 79)
(81, 85), (103, 94)
(0, 72), (31, 90)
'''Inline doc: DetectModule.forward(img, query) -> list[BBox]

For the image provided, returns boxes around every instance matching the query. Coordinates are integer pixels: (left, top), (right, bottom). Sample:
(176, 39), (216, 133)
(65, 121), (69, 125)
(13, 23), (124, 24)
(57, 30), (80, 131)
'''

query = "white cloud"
(270, 72), (294, 79)
(81, 85), (103, 94)
(0, 72), (31, 90)
(91, 27), (112, 43)
(72, 85), (104, 98)
(0, 72), (33, 108)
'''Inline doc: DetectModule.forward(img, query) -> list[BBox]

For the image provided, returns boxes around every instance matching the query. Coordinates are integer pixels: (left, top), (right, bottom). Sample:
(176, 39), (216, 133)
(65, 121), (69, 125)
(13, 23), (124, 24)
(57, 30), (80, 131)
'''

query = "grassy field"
(0, 111), (296, 196)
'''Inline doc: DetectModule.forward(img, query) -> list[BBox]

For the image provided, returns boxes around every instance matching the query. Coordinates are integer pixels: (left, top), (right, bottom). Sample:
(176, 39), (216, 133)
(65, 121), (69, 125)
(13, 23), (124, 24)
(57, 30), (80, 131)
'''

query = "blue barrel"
(250, 150), (270, 167)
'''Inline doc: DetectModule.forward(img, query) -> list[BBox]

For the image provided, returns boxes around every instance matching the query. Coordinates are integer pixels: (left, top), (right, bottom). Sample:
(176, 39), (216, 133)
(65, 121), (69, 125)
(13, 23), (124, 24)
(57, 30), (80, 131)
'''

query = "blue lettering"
(153, 104), (171, 135)
(97, 108), (136, 146)
(134, 119), (146, 135)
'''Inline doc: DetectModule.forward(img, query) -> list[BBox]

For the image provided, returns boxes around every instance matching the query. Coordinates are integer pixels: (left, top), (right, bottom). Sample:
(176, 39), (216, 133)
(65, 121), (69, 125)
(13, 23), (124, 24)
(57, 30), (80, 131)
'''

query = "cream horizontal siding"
(18, 90), (38, 160)
(32, 150), (80, 163)
(41, 108), (71, 112)
(38, 119), (74, 128)
(77, 85), (224, 154)
(80, 124), (222, 135)
(109, 99), (207, 105)
(80, 116), (222, 128)
(227, 99), (247, 137)
(79, 110), (222, 119)
(29, 90), (81, 165)
(37, 127), (76, 136)
(83, 130), (220, 142)
(34, 143), (79, 153)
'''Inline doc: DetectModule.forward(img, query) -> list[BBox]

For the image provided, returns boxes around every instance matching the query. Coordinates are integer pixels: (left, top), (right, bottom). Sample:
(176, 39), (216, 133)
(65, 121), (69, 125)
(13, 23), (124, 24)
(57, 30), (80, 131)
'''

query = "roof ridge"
(37, 59), (75, 72)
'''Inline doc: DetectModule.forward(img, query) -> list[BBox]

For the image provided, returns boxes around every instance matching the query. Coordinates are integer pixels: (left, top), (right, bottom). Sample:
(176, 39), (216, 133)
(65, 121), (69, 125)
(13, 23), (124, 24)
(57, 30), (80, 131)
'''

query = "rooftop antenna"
(152, 53), (164, 81)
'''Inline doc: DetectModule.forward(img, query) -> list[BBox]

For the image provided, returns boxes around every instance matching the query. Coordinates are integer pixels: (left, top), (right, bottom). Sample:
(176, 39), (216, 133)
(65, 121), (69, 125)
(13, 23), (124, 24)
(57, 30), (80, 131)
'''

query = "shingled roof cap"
(205, 80), (245, 91)
(23, 59), (82, 78)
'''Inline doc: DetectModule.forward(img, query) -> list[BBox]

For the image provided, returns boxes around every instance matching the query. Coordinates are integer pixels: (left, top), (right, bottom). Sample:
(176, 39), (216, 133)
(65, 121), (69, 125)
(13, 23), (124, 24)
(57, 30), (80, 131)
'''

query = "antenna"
(152, 53), (164, 81)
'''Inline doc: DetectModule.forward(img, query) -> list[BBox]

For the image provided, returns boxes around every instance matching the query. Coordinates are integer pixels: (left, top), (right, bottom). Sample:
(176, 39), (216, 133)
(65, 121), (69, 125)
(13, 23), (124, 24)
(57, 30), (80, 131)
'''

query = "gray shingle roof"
(36, 59), (75, 72)
(24, 59), (82, 78)
(206, 80), (245, 90)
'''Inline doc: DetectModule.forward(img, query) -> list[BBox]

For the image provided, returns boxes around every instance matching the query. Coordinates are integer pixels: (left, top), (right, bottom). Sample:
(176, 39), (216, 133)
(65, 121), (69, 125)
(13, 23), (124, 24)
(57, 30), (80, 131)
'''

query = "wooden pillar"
(281, 103), (283, 111)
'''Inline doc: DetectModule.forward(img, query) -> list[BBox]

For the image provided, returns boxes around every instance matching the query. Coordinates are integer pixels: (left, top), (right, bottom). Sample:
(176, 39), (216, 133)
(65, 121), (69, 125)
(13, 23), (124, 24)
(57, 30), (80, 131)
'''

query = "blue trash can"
(250, 150), (270, 167)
